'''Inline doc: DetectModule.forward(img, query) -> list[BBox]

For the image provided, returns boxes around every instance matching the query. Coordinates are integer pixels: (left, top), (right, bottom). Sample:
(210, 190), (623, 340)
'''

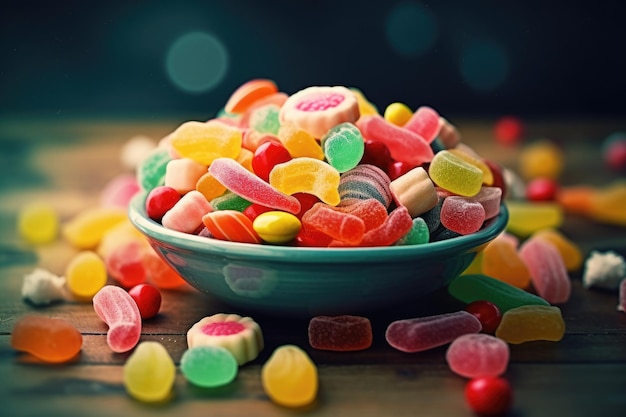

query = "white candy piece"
(21, 268), (67, 305)
(582, 250), (626, 290)
(121, 135), (157, 170)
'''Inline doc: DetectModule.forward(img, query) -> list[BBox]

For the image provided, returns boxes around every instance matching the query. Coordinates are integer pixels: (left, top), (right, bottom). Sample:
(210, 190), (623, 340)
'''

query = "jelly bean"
(481, 234), (531, 289)
(261, 345), (318, 408)
(169, 120), (242, 166)
(302, 202), (365, 245)
(519, 236), (571, 304)
(308, 315), (372, 351)
(446, 333), (509, 378)
(279, 85), (360, 138)
(66, 250), (108, 299)
(276, 122), (325, 160)
(356, 115), (434, 166)
(383, 102), (412, 126)
(350, 87), (379, 117)
(240, 92), (289, 128)
(495, 305), (566, 344)
(321, 122), (365, 173)
(210, 157), (301, 214)
(518, 139), (563, 180)
(533, 228), (583, 272)
(470, 186), (502, 220)
(440, 196), (486, 235)
(448, 274), (550, 313)
(493, 115), (524, 146)
(145, 185), (181, 222)
(588, 181), (626, 226)
(249, 104), (281, 135)
(338, 164), (393, 208)
(63, 206), (128, 250)
(210, 191), (252, 212)
(602, 132), (626, 172)
(252, 141), (292, 182)
(355, 205), (413, 247)
(11, 315), (82, 363)
(93, 285), (142, 353)
(164, 158), (207, 194)
(334, 198), (387, 231)
(448, 147), (494, 186)
(105, 240), (148, 288)
(202, 210), (261, 244)
(128, 283), (162, 319)
(556, 185), (595, 216)
(269, 157), (341, 206)
(137, 147), (171, 191)
(253, 211), (302, 244)
(465, 376), (513, 416)
(386, 311), (481, 353)
(465, 300), (502, 334)
(359, 139), (392, 172)
(395, 217), (430, 245)
(437, 117), (461, 149)
(187, 313), (263, 365)
(428, 150), (483, 197)
(505, 201), (563, 237)
(181, 346), (238, 388)
(142, 248), (188, 289)
(161, 190), (213, 234)
(224, 79), (279, 114)
(390, 166), (438, 218)
(123, 341), (175, 402)
(403, 106), (441, 143)
(22, 268), (66, 306)
(17, 201), (59, 245)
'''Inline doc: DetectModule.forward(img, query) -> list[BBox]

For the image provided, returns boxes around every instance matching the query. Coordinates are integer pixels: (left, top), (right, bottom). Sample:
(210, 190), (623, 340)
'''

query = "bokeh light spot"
(460, 40), (509, 92)
(385, 2), (437, 58)
(166, 31), (229, 94)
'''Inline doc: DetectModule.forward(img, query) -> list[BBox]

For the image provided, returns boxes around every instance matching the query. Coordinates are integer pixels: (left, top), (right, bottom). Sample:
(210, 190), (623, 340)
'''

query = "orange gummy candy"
(11, 315), (82, 363)
(225, 79), (279, 114)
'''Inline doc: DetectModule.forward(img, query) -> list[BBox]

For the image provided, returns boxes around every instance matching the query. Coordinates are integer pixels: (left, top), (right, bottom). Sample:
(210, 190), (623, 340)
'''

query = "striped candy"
(202, 210), (261, 244)
(338, 164), (393, 208)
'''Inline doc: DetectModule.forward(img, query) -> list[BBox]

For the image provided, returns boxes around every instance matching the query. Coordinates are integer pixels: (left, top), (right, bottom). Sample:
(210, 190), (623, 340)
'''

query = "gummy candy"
(390, 166), (438, 218)
(123, 341), (175, 402)
(181, 346), (238, 388)
(261, 344), (318, 408)
(66, 250), (108, 299)
(440, 197), (486, 235)
(403, 106), (441, 143)
(269, 157), (341, 206)
(428, 150), (483, 197)
(320, 122), (365, 173)
(470, 186), (502, 220)
(164, 157), (207, 194)
(92, 285), (142, 353)
(195, 171), (228, 201)
(105, 240), (147, 288)
(210, 192), (252, 212)
(445, 333), (509, 378)
(495, 305), (565, 344)
(252, 211), (302, 244)
(395, 217), (430, 245)
(588, 181), (626, 226)
(447, 147), (494, 186)
(334, 198), (387, 231)
(518, 139), (563, 180)
(493, 115), (524, 146)
(240, 92), (289, 128)
(481, 233), (531, 289)
(11, 315), (82, 363)
(505, 201), (563, 237)
(338, 164), (393, 208)
(202, 210), (261, 244)
(224, 79), (279, 114)
(302, 202), (365, 245)
(360, 139), (392, 172)
(17, 201), (59, 245)
(533, 228), (583, 272)
(383, 102), (413, 126)
(437, 117), (461, 149)
(137, 147), (171, 191)
(308, 315), (372, 351)
(161, 190), (213, 234)
(276, 123), (324, 160)
(169, 120), (242, 166)
(248, 104), (281, 135)
(519, 236), (571, 304)
(63, 206), (128, 250)
(128, 283), (162, 319)
(354, 205), (413, 247)
(526, 177), (559, 201)
(99, 174), (140, 208)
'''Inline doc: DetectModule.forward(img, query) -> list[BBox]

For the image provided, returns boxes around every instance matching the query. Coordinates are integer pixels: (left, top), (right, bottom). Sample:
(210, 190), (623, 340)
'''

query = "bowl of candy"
(128, 80), (509, 316)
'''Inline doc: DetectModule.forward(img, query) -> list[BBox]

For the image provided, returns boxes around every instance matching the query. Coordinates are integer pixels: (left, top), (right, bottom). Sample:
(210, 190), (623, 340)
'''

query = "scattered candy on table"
(123, 341), (176, 402)
(308, 315), (373, 351)
(445, 333), (509, 378)
(92, 285), (142, 353)
(11, 315), (83, 363)
(180, 346), (238, 388)
(464, 376), (513, 416)
(21, 268), (66, 306)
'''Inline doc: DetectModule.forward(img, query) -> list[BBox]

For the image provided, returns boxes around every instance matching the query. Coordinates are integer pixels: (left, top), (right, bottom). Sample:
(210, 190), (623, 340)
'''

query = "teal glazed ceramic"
(129, 194), (509, 316)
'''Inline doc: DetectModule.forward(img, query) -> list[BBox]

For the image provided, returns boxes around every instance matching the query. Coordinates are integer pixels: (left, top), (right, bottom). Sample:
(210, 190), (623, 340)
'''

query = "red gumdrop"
(128, 283), (162, 319)
(465, 300), (502, 334)
(145, 186), (181, 221)
(387, 160), (416, 181)
(251, 141), (292, 182)
(483, 159), (508, 200)
(465, 376), (513, 416)
(526, 177), (559, 201)
(360, 140), (393, 172)
(493, 116), (524, 146)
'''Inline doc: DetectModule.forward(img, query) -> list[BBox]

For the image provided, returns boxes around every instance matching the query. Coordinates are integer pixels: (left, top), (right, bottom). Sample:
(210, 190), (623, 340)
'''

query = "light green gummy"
(321, 122), (365, 173)
(448, 274), (550, 313)
(211, 191), (252, 212)
(396, 217), (429, 245)
(250, 104), (281, 135)
(138, 148), (171, 191)
(180, 346), (238, 388)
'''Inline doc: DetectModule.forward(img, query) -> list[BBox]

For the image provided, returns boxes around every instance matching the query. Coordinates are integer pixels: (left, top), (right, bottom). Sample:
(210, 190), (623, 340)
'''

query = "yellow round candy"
(66, 251), (108, 298)
(17, 202), (59, 245)
(384, 102), (413, 126)
(518, 140), (564, 180)
(253, 211), (302, 244)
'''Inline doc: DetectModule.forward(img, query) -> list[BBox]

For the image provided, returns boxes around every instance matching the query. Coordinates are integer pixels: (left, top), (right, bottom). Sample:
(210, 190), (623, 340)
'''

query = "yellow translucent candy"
(428, 150), (483, 197)
(170, 120), (242, 165)
(124, 341), (176, 402)
(481, 237), (531, 289)
(17, 202), (59, 245)
(350, 88), (379, 117)
(270, 157), (341, 206)
(277, 123), (324, 160)
(63, 206), (128, 250)
(448, 148), (494, 186)
(196, 171), (228, 201)
(518, 140), (564, 180)
(66, 250), (108, 299)
(505, 201), (563, 237)
(261, 345), (318, 408)
(589, 181), (626, 227)
(495, 305), (565, 344)
(253, 211), (302, 244)
(384, 102), (413, 126)
(533, 228), (583, 272)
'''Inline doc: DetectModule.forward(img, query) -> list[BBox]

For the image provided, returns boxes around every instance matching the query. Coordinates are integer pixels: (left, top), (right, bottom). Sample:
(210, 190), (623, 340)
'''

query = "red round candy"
(145, 186), (181, 221)
(465, 376), (513, 416)
(128, 283), (162, 319)
(243, 203), (274, 221)
(251, 141), (292, 182)
(465, 300), (502, 334)
(494, 116), (524, 146)
(604, 139), (626, 172)
(360, 140), (392, 171)
(526, 177), (559, 201)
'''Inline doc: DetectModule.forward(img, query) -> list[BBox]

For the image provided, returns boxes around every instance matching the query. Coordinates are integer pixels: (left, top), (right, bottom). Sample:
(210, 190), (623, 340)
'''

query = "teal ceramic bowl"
(129, 194), (508, 316)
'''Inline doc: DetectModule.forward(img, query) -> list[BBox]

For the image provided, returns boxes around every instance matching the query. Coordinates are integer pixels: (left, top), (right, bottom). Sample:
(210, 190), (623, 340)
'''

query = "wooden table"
(1, 116), (625, 417)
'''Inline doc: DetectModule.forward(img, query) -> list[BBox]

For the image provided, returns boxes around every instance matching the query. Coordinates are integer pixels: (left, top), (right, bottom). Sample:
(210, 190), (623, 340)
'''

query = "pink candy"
(93, 285), (142, 353)
(441, 197), (486, 235)
(403, 106), (441, 144)
(519, 236), (571, 304)
(161, 190), (213, 234)
(446, 333), (509, 378)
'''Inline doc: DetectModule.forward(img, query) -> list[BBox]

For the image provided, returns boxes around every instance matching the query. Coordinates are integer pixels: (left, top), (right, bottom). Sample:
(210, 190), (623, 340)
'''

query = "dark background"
(2, 0), (626, 121)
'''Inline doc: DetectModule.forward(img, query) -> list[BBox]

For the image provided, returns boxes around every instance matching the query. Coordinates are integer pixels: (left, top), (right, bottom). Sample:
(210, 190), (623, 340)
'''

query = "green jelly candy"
(396, 217), (430, 245)
(321, 122), (365, 173)
(448, 274), (550, 313)
(138, 148), (171, 191)
(181, 346), (238, 388)
(211, 192), (252, 212)
(250, 104), (281, 135)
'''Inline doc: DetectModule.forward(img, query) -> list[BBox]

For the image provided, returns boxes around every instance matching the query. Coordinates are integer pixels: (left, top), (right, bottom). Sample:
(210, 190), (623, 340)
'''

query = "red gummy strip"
(201, 321), (246, 336)
(296, 92), (345, 112)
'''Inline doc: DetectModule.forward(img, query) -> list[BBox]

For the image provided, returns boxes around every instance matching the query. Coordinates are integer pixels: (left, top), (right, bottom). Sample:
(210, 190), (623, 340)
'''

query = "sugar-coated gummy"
(338, 164), (393, 208)
(180, 346), (238, 388)
(92, 285), (142, 353)
(505, 201), (563, 237)
(533, 228), (583, 272)
(495, 305), (565, 344)
(445, 333), (509, 378)
(261, 345), (318, 408)
(404, 106), (441, 143)
(123, 341), (175, 402)
(519, 236), (571, 304)
(169, 120), (242, 166)
(269, 157), (341, 206)
(321, 122), (365, 173)
(428, 150), (483, 197)
(11, 315), (82, 363)
(138, 147), (171, 191)
(308, 315), (372, 351)
(481, 235), (531, 289)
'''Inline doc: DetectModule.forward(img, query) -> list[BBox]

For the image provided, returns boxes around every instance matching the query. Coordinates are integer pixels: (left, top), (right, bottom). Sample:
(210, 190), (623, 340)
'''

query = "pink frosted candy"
(334, 198), (387, 231)
(210, 157), (301, 214)
(445, 333), (509, 378)
(357, 205), (413, 247)
(93, 285), (142, 353)
(441, 197), (486, 235)
(471, 186), (502, 220)
(100, 174), (141, 208)
(164, 158), (208, 194)
(403, 106), (441, 144)
(385, 311), (482, 353)
(161, 190), (213, 234)
(519, 236), (571, 304)
(356, 115), (434, 166)
(302, 202), (365, 245)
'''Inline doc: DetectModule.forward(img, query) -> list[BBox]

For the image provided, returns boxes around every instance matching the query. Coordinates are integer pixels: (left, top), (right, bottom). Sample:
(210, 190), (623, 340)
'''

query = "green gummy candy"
(211, 192), (252, 212)
(250, 105), (281, 135)
(448, 274), (550, 313)
(138, 148), (171, 191)
(396, 217), (429, 245)
(180, 346), (238, 388)
(321, 122), (365, 173)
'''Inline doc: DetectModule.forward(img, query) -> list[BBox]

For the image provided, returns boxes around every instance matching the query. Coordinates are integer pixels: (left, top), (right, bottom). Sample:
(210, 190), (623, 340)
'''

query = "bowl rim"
(128, 193), (509, 263)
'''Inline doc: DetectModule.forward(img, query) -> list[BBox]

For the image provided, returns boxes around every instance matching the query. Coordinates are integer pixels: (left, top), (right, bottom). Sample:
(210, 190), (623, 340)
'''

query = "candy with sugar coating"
(495, 305), (565, 344)
(321, 122), (364, 173)
(138, 147), (171, 191)
(181, 346), (238, 388)
(302, 202), (365, 245)
(428, 150), (483, 197)
(481, 235), (531, 289)
(225, 79), (279, 114)
(169, 120), (242, 165)
(441, 196), (486, 235)
(533, 228), (583, 272)
(308, 315), (372, 351)
(270, 157), (341, 206)
(93, 285), (142, 353)
(338, 164), (393, 208)
(446, 333), (509, 378)
(403, 105), (441, 143)
(519, 236), (571, 304)
(63, 206), (128, 250)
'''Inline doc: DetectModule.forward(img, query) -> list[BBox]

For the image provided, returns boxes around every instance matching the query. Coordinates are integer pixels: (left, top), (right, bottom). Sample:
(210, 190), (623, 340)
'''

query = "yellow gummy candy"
(448, 147), (494, 186)
(63, 206), (128, 250)
(277, 123), (324, 160)
(17, 202), (59, 245)
(261, 345), (318, 408)
(270, 157), (341, 206)
(384, 102), (413, 126)
(97, 219), (148, 259)
(495, 305), (565, 344)
(124, 341), (176, 402)
(518, 140), (564, 180)
(66, 250), (108, 299)
(428, 150), (483, 197)
(533, 228), (583, 272)
(505, 201), (563, 237)
(170, 120), (242, 165)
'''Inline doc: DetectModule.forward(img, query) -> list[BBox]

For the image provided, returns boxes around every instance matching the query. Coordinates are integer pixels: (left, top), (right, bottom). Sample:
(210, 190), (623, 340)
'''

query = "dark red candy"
(465, 300), (502, 334)
(465, 376), (513, 416)
(294, 226), (333, 247)
(293, 192), (321, 219)
(128, 283), (162, 319)
(308, 315), (372, 351)
(251, 141), (292, 182)
(360, 140), (392, 172)
(387, 160), (416, 181)
(493, 116), (524, 146)
(145, 186), (181, 221)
